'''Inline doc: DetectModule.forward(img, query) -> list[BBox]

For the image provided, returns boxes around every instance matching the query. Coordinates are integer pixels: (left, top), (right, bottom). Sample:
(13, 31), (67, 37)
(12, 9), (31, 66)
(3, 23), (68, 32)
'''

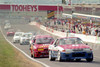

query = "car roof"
(59, 37), (80, 39)
(22, 32), (32, 35)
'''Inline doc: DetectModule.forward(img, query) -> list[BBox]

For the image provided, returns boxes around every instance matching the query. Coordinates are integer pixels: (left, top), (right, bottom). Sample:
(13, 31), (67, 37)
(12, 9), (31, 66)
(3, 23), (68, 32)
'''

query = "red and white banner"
(0, 4), (63, 12)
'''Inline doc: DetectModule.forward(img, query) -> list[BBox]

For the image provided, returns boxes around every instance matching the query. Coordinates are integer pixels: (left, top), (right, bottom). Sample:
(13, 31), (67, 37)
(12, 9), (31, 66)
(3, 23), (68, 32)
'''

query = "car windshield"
(36, 37), (54, 44)
(22, 33), (32, 37)
(15, 33), (22, 36)
(27, 34), (32, 37)
(59, 38), (84, 45)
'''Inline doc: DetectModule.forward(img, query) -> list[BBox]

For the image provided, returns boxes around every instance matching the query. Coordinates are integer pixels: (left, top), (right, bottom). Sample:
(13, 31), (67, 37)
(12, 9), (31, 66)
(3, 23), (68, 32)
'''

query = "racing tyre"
(86, 55), (93, 62)
(31, 54), (33, 58)
(31, 51), (36, 58)
(86, 58), (93, 62)
(49, 51), (55, 61)
(20, 43), (22, 45)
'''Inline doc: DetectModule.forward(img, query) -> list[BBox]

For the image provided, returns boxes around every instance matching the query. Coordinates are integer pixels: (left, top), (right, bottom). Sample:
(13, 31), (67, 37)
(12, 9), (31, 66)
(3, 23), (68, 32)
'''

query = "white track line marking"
(0, 26), (50, 67)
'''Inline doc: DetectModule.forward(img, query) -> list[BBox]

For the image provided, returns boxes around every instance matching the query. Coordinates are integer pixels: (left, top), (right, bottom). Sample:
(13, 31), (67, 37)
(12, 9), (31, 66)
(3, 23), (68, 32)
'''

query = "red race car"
(6, 29), (15, 36)
(30, 35), (54, 58)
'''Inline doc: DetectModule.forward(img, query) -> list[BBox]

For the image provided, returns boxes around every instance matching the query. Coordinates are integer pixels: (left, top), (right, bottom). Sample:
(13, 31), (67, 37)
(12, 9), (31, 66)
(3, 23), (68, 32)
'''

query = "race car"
(6, 29), (15, 36)
(20, 32), (32, 45)
(4, 23), (11, 30)
(30, 35), (54, 58)
(48, 37), (93, 62)
(13, 32), (24, 43)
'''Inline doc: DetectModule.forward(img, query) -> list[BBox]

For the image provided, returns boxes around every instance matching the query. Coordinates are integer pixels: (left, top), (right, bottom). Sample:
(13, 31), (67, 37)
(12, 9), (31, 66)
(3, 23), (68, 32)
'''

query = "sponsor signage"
(11, 5), (38, 12)
(0, 4), (63, 12)
(0, 5), (10, 10)
(47, 10), (55, 19)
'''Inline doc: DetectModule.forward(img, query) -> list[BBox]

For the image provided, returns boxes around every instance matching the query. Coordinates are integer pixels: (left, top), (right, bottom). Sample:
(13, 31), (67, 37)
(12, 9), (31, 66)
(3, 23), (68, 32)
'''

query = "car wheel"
(20, 43), (22, 45)
(86, 54), (93, 62)
(13, 42), (15, 43)
(86, 58), (93, 62)
(31, 50), (36, 58)
(31, 54), (33, 57)
(57, 51), (63, 62)
(49, 51), (55, 61)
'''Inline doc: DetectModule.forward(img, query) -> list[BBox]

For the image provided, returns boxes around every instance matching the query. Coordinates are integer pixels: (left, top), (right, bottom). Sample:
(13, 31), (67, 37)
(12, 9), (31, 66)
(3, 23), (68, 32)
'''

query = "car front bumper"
(60, 52), (93, 60)
(34, 50), (49, 57)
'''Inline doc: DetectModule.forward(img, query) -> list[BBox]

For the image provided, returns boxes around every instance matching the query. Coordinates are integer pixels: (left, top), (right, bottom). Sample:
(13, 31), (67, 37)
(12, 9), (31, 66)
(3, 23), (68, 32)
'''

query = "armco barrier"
(30, 22), (100, 44)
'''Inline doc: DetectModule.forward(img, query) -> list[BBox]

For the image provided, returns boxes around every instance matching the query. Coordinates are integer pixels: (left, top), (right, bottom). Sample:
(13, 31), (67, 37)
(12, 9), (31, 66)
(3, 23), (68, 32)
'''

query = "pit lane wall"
(30, 22), (100, 44)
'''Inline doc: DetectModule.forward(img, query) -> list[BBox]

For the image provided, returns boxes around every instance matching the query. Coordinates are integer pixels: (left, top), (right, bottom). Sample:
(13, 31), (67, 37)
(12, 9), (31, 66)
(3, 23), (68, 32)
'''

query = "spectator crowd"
(43, 19), (100, 37)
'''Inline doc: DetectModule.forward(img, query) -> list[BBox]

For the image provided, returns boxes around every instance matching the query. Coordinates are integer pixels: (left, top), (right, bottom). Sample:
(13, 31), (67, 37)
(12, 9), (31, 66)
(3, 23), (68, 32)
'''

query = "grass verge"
(0, 30), (43, 67)
(0, 30), (21, 67)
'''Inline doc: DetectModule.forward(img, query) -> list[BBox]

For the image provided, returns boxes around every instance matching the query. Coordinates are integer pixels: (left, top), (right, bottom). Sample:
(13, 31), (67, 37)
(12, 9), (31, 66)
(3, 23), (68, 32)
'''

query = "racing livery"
(13, 32), (24, 43)
(4, 23), (11, 30)
(6, 29), (15, 36)
(49, 37), (93, 62)
(30, 35), (54, 58)
(20, 32), (32, 45)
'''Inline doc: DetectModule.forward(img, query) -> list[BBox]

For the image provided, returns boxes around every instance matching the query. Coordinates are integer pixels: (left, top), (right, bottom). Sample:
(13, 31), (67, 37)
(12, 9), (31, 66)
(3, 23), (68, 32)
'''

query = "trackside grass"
(0, 31), (20, 67)
(0, 30), (43, 67)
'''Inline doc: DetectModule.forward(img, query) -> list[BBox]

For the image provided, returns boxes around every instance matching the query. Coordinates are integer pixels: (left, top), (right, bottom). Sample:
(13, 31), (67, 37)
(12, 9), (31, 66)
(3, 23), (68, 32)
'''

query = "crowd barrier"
(29, 22), (100, 44)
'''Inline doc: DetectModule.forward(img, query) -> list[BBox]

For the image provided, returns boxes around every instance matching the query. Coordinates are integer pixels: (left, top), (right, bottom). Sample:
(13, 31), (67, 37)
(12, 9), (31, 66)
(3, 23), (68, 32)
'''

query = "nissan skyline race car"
(20, 32), (33, 45)
(6, 29), (15, 36)
(49, 37), (93, 62)
(13, 32), (24, 43)
(30, 35), (54, 58)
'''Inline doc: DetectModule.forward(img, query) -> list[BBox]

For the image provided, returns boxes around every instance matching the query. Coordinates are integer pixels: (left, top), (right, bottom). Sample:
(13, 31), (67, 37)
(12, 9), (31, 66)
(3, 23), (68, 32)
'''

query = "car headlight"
(83, 48), (92, 53)
(62, 49), (73, 54)
(66, 49), (73, 54)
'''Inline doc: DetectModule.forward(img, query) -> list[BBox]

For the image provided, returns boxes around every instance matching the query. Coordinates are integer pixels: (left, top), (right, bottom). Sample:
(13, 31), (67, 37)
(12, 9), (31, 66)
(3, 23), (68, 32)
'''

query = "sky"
(0, 0), (100, 5)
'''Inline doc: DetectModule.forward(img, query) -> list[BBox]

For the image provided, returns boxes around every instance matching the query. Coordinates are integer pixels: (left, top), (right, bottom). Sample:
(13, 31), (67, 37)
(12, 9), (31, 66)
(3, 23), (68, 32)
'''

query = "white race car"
(13, 32), (24, 43)
(4, 23), (11, 30)
(49, 37), (93, 62)
(20, 33), (32, 45)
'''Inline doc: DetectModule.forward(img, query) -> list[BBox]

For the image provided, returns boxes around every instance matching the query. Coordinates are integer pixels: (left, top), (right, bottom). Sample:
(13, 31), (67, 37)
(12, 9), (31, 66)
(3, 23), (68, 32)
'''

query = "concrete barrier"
(30, 22), (100, 44)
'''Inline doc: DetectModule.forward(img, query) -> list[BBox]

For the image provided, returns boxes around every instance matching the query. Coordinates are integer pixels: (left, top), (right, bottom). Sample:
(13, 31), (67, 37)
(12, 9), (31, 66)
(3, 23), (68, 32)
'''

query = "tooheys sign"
(0, 4), (63, 11)
(11, 5), (38, 12)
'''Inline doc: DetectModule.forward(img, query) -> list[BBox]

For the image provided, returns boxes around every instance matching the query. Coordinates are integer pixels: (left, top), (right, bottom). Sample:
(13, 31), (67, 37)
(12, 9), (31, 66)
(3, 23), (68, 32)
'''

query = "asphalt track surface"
(0, 18), (100, 67)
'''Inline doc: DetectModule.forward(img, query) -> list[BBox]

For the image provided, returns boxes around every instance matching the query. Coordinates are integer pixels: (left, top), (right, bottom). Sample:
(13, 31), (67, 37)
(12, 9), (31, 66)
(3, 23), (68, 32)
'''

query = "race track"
(0, 18), (100, 67)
